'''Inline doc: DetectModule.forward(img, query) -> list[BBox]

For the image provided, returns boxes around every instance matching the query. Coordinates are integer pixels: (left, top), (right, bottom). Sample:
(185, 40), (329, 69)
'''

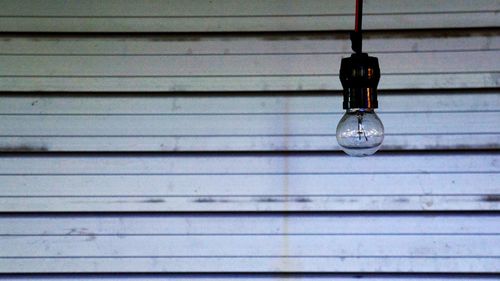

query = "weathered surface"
(0, 92), (498, 151)
(0, 31), (498, 91)
(0, 153), (498, 211)
(1, 214), (499, 273)
(0, 0), (498, 32)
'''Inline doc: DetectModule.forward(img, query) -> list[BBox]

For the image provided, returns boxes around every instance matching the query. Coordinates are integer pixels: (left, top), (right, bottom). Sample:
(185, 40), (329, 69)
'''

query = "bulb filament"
(356, 112), (368, 141)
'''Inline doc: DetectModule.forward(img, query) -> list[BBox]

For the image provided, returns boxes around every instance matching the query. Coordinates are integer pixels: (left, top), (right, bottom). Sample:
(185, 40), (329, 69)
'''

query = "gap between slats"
(0, 273), (499, 280)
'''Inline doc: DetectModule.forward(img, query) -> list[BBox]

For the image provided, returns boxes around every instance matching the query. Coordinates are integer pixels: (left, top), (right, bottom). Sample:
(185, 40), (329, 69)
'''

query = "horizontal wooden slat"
(0, 92), (498, 152)
(0, 276), (498, 281)
(3, 52), (496, 75)
(0, 31), (498, 91)
(0, 0), (498, 32)
(0, 214), (498, 273)
(0, 153), (498, 212)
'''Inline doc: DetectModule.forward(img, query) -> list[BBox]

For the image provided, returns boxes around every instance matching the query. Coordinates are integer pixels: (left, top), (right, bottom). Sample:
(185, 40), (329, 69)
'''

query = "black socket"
(339, 53), (380, 109)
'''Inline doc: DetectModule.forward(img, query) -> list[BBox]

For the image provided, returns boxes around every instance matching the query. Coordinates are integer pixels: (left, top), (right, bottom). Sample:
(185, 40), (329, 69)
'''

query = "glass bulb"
(336, 109), (384, 157)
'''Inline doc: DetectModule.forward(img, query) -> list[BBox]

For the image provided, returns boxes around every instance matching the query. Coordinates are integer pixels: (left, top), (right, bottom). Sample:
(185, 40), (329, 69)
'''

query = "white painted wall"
(0, 0), (499, 279)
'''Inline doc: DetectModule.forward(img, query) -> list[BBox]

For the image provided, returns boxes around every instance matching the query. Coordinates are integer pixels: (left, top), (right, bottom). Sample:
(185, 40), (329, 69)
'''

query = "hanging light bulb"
(336, 0), (384, 156)
(336, 109), (384, 157)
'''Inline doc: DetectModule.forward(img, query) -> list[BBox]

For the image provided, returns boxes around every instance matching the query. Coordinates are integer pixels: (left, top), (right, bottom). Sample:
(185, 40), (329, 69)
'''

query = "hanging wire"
(351, 0), (363, 53)
(355, 0), (362, 33)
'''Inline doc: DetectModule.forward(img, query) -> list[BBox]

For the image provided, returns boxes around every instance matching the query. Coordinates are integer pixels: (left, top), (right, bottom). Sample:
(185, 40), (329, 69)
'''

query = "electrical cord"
(351, 0), (363, 54)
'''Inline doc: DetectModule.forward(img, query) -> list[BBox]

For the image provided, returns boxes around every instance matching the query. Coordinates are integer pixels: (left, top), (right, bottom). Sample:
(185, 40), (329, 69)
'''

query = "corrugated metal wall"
(0, 0), (499, 279)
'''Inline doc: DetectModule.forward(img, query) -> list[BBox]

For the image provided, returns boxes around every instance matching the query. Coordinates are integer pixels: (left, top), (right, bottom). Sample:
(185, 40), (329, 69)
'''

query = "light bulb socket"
(340, 53), (380, 110)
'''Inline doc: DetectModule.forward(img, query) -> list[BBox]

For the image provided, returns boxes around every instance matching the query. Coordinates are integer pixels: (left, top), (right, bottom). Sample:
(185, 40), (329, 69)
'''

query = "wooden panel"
(0, 214), (498, 273)
(0, 31), (498, 92)
(0, 153), (498, 212)
(0, 92), (498, 152)
(0, 0), (498, 32)
(0, 276), (497, 281)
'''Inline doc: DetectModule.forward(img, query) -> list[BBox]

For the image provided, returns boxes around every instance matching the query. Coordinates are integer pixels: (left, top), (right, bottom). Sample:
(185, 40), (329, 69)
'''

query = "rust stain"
(194, 198), (216, 203)
(394, 198), (410, 203)
(281, 95), (292, 269)
(0, 145), (49, 152)
(193, 197), (231, 203)
(283, 97), (290, 206)
(483, 195), (500, 202)
(85, 234), (96, 242)
(295, 197), (311, 203)
(256, 197), (284, 203)
(281, 213), (291, 271)
(141, 198), (165, 203)
(254, 197), (311, 203)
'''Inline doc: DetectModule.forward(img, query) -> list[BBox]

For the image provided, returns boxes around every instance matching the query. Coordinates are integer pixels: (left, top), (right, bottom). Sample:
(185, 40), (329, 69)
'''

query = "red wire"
(355, 0), (362, 32)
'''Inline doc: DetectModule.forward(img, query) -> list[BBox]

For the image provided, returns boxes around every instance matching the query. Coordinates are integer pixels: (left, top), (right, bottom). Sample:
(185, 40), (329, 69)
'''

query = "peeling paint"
(294, 197), (312, 203)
